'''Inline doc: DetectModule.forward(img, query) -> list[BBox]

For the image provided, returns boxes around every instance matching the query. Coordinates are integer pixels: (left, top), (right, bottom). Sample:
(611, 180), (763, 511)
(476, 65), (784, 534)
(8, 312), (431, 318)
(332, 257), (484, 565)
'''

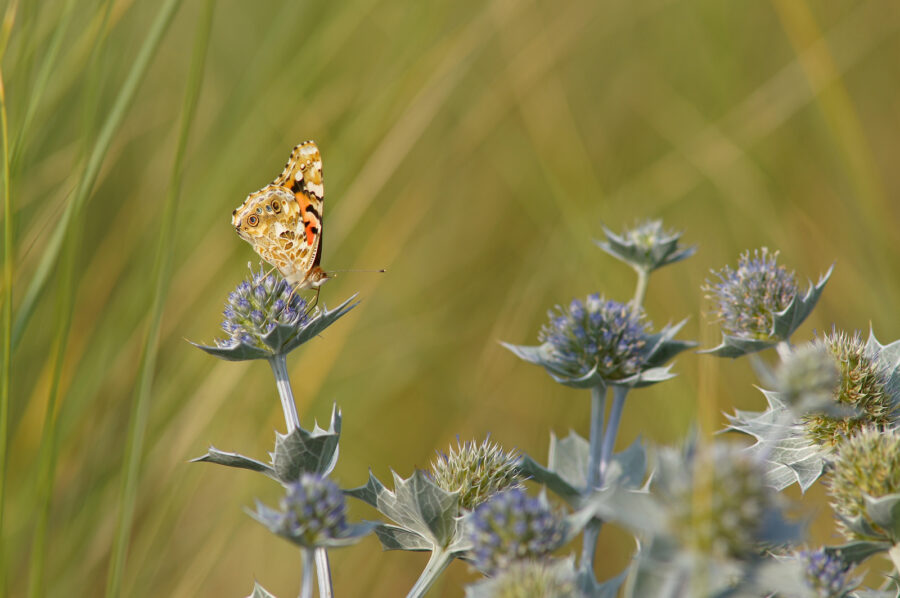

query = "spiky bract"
(829, 427), (900, 540)
(430, 438), (524, 511)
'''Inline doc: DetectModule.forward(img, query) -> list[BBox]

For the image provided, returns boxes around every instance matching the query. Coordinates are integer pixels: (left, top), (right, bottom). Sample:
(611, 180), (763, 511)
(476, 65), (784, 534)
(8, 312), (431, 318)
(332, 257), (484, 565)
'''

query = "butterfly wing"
(232, 141), (327, 288)
(274, 141), (325, 255)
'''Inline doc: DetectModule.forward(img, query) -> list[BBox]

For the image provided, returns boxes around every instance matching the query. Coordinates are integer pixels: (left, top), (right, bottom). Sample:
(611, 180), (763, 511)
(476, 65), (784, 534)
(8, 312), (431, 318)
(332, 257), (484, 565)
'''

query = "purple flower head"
(467, 489), (566, 575)
(800, 549), (857, 597)
(279, 473), (348, 546)
(217, 264), (309, 351)
(705, 248), (798, 340)
(538, 295), (649, 381)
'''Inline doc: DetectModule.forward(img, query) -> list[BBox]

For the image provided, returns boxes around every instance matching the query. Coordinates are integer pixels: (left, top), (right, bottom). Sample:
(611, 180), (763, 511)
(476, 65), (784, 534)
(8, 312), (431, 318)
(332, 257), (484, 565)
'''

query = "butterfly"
(232, 141), (329, 291)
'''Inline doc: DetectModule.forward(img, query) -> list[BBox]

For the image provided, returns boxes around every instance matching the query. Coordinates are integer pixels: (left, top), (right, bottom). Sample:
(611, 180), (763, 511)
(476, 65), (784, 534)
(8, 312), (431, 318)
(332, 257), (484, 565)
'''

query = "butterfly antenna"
(327, 268), (387, 274)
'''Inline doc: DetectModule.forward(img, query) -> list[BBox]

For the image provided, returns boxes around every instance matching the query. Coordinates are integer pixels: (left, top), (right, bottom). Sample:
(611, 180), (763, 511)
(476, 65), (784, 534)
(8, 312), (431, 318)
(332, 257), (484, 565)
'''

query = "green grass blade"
(0, 0), (19, 588)
(10, 0), (78, 172)
(10, 0), (183, 353)
(104, 1), (214, 595)
(25, 218), (79, 598)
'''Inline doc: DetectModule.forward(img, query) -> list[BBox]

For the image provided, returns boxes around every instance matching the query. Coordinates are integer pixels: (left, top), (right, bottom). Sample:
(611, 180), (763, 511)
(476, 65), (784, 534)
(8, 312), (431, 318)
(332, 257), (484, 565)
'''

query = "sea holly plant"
(622, 440), (805, 597)
(503, 221), (696, 590)
(249, 474), (375, 598)
(345, 438), (534, 597)
(191, 404), (342, 483)
(346, 469), (471, 597)
(191, 264), (357, 431)
(702, 248), (833, 358)
(191, 264), (364, 597)
(725, 330), (900, 491)
(824, 427), (900, 571)
(595, 219), (696, 306)
(191, 220), (900, 597)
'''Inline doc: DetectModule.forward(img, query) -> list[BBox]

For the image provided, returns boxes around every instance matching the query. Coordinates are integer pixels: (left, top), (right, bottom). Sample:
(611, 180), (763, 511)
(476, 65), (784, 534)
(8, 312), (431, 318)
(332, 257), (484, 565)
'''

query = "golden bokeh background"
(4, 0), (900, 596)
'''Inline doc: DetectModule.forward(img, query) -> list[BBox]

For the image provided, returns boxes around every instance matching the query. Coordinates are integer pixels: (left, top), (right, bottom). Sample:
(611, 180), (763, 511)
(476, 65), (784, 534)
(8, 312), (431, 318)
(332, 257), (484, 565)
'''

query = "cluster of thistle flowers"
(704, 243), (900, 595)
(217, 264), (308, 350)
(501, 221), (900, 596)
(539, 295), (648, 380)
(425, 439), (588, 595)
(195, 222), (900, 597)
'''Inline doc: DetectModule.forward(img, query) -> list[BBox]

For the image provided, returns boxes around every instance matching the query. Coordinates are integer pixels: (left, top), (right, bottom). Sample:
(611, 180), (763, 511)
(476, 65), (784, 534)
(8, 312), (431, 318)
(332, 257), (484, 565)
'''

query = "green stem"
(268, 354), (300, 432)
(299, 549), (315, 598)
(407, 548), (454, 598)
(580, 384), (607, 579)
(632, 267), (649, 311)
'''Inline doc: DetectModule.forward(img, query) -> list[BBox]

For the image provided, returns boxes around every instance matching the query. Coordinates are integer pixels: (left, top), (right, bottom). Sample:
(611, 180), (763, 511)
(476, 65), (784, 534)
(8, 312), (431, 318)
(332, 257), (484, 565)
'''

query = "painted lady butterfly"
(232, 141), (329, 290)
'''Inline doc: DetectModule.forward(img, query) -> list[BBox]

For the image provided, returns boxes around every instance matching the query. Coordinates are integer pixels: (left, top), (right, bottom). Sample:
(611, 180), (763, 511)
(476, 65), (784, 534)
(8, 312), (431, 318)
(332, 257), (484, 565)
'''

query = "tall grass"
(1, 0), (899, 596)
(0, 0), (17, 587)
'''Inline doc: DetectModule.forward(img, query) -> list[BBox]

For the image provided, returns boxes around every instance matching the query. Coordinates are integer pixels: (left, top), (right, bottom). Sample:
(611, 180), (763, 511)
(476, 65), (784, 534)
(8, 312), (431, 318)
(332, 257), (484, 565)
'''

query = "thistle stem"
(268, 354), (300, 432)
(599, 386), (628, 481)
(300, 549), (315, 598)
(315, 549), (333, 598)
(268, 354), (333, 596)
(407, 548), (453, 598)
(632, 267), (649, 311)
(580, 383), (607, 579)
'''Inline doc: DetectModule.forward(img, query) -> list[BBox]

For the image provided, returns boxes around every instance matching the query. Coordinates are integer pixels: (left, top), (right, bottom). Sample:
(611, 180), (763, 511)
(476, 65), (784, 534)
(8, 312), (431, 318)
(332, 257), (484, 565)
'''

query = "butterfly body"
(232, 141), (329, 290)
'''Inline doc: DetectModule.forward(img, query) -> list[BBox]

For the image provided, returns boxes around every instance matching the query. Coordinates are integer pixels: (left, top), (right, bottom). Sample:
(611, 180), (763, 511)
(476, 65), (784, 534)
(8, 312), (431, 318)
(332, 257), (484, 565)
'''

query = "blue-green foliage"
(193, 222), (900, 597)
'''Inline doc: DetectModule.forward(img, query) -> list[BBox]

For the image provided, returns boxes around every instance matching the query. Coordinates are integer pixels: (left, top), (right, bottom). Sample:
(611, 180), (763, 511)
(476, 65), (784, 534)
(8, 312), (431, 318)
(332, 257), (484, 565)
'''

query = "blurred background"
(3, 0), (900, 595)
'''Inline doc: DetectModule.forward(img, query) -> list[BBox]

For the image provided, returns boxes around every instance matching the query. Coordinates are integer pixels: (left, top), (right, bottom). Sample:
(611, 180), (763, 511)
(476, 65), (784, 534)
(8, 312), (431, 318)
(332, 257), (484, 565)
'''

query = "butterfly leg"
(304, 287), (321, 317)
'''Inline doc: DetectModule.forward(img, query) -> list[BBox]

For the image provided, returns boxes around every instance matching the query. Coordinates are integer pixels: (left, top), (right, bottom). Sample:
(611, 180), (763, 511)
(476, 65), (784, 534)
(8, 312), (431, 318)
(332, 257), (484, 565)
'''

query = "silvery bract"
(346, 470), (471, 556)
(595, 220), (696, 273)
(725, 331), (900, 491)
(192, 405), (342, 483)
(502, 295), (694, 389)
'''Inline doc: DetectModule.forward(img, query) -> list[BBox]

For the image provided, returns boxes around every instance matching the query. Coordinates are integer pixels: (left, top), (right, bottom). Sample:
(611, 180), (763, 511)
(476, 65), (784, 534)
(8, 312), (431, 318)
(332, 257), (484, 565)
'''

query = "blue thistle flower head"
(799, 549), (857, 597)
(279, 473), (348, 546)
(596, 220), (696, 273)
(702, 249), (833, 358)
(706, 248), (797, 340)
(539, 295), (649, 381)
(191, 264), (358, 361)
(503, 295), (695, 388)
(217, 265), (308, 348)
(249, 471), (375, 549)
(467, 489), (567, 575)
